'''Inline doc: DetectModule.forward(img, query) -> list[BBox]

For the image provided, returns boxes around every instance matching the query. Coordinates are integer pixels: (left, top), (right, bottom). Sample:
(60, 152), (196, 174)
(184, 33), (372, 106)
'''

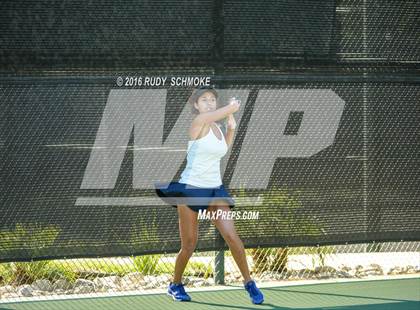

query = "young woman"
(155, 86), (264, 304)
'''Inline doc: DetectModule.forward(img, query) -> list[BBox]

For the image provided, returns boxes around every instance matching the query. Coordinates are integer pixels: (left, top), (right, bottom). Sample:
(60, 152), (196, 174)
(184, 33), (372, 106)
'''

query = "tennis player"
(155, 86), (264, 304)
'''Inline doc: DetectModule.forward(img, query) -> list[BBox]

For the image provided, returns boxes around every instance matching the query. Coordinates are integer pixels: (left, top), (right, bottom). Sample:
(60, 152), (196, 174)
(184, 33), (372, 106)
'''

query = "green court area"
(1, 278), (419, 310)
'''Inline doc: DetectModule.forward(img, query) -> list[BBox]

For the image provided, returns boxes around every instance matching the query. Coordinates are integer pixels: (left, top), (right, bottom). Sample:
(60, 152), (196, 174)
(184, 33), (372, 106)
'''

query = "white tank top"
(179, 123), (228, 188)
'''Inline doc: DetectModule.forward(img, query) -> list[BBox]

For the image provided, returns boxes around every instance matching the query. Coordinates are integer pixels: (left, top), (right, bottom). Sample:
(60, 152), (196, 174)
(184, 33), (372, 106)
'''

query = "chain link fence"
(1, 241), (419, 301)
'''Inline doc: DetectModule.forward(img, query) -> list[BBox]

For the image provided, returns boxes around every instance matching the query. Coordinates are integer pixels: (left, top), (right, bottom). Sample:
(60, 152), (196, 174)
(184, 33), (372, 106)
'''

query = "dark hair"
(188, 86), (218, 115)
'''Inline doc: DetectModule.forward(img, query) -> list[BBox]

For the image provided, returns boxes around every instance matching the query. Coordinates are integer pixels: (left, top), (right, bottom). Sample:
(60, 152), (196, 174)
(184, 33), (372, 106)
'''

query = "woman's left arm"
(225, 114), (237, 147)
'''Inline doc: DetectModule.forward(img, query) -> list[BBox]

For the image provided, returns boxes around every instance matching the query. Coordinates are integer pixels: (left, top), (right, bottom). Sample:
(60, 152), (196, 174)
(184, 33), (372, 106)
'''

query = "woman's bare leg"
(173, 205), (198, 284)
(208, 202), (252, 284)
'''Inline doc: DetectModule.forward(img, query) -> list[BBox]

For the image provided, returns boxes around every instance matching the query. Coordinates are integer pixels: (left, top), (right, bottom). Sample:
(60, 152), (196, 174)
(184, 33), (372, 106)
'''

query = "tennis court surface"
(1, 278), (419, 310)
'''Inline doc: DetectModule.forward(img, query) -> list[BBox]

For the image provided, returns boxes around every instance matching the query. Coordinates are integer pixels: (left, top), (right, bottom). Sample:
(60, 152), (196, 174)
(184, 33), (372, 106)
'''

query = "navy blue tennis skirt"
(154, 181), (235, 212)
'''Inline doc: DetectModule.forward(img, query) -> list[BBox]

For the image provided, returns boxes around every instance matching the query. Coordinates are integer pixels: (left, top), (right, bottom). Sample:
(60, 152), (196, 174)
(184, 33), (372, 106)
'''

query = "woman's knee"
(215, 219), (241, 245)
(222, 230), (239, 244)
(181, 237), (197, 254)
